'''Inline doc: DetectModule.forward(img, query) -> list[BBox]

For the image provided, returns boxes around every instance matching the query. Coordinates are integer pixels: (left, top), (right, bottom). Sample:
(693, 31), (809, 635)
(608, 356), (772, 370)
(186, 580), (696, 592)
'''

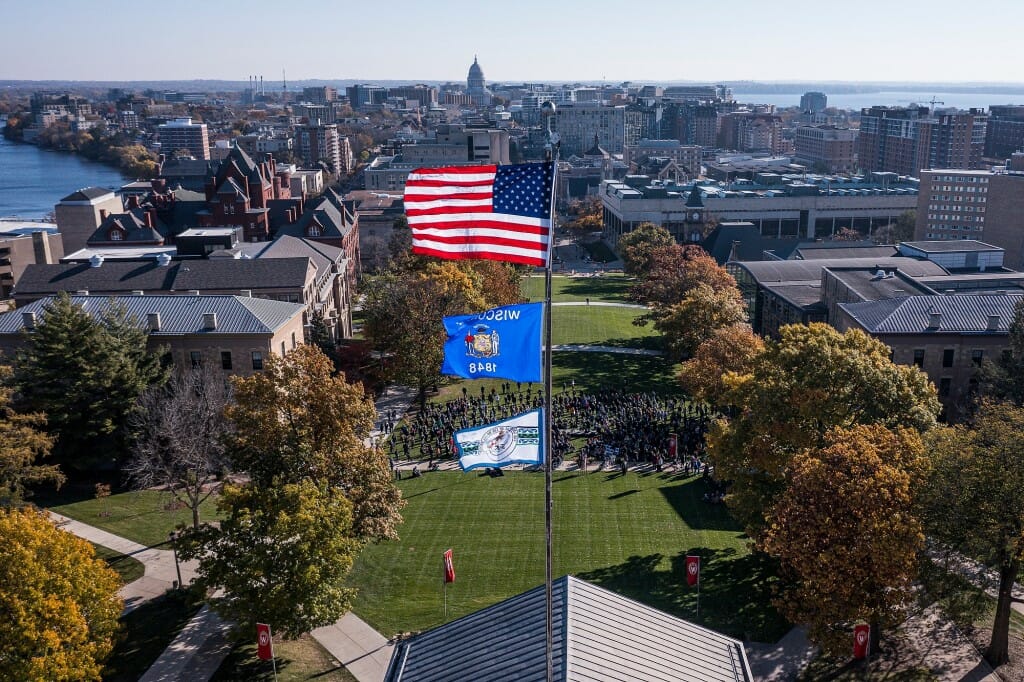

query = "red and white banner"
(685, 555), (700, 587)
(668, 434), (677, 459)
(256, 622), (273, 661)
(853, 623), (870, 659)
(444, 548), (456, 584)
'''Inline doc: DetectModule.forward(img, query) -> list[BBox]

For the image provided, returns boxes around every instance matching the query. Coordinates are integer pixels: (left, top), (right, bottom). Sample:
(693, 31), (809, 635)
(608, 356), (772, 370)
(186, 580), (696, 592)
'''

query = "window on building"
(942, 348), (955, 367)
(190, 351), (202, 368)
(913, 349), (925, 367)
(110, 230), (123, 241)
(972, 349), (984, 366)
(308, 224), (321, 237)
(281, 341), (286, 356)
(291, 332), (297, 349)
(251, 351), (264, 370)
(939, 377), (952, 397)
(221, 351), (232, 370)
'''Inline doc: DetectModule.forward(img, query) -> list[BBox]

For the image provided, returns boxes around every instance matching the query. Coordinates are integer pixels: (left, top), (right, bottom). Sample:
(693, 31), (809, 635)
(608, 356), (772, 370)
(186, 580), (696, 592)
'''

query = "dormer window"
(109, 229), (124, 241)
(308, 224), (321, 237)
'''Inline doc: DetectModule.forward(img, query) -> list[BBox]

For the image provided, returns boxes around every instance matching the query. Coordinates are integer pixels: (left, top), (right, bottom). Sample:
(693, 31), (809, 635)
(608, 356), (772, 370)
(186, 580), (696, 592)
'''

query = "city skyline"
(3, 0), (1024, 84)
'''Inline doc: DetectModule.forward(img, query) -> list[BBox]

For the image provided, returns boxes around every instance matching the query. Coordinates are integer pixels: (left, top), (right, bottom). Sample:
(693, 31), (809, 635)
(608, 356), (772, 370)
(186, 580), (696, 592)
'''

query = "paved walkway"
(312, 613), (393, 682)
(551, 300), (645, 308)
(746, 626), (817, 681)
(552, 343), (663, 356)
(138, 604), (233, 682)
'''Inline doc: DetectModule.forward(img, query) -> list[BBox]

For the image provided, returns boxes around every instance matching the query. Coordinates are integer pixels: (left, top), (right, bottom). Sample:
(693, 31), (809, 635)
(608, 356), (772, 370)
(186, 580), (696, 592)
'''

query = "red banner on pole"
(853, 623), (870, 659)
(256, 623), (273, 661)
(444, 548), (455, 584)
(668, 434), (677, 460)
(685, 555), (700, 587)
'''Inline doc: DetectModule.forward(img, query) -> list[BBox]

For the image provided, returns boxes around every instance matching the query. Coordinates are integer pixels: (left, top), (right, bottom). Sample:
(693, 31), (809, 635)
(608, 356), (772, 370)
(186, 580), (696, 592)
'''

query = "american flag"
(404, 162), (554, 267)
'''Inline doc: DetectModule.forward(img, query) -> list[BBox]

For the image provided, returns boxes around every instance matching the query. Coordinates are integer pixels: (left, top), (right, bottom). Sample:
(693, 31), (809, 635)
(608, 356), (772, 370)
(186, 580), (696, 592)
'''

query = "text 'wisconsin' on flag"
(403, 162), (554, 267)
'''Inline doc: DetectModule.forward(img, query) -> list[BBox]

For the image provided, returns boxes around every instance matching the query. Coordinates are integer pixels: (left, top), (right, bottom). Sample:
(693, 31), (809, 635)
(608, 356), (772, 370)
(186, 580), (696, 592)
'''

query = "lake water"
(732, 91), (1024, 111)
(0, 125), (126, 219)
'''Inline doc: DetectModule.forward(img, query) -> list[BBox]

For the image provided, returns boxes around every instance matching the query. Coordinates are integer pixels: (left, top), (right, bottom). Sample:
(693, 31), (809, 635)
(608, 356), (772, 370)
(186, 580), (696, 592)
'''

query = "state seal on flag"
(481, 426), (518, 461)
(466, 324), (500, 359)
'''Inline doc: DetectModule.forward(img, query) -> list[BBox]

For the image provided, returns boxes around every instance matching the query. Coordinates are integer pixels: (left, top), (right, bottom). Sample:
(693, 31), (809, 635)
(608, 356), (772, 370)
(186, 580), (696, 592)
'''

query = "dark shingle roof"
(385, 576), (752, 682)
(61, 187), (116, 202)
(0, 295), (303, 335)
(278, 195), (353, 240)
(87, 210), (165, 245)
(15, 258), (312, 298)
(841, 293), (1024, 334)
(254, 235), (343, 274)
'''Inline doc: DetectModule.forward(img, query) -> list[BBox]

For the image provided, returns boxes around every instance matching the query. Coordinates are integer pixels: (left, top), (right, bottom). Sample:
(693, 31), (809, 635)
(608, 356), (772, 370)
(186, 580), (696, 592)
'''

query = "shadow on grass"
(658, 478), (744, 532)
(552, 352), (676, 395)
(558, 276), (634, 302)
(608, 489), (640, 500)
(103, 587), (204, 682)
(577, 547), (789, 643)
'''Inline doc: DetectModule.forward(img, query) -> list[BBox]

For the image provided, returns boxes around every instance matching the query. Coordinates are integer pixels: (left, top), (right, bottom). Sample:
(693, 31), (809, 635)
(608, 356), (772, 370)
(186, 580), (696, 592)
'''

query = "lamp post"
(169, 530), (183, 589)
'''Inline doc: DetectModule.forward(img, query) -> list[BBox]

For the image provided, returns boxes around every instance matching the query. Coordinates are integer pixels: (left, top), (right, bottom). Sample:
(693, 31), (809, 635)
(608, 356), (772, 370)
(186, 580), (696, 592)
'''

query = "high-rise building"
(296, 122), (342, 174)
(157, 117), (210, 160)
(857, 106), (986, 176)
(718, 111), (784, 154)
(800, 92), (828, 113)
(553, 104), (626, 156)
(985, 105), (1024, 159)
(915, 155), (1024, 268)
(345, 84), (387, 110)
(793, 125), (858, 173)
(301, 86), (337, 104)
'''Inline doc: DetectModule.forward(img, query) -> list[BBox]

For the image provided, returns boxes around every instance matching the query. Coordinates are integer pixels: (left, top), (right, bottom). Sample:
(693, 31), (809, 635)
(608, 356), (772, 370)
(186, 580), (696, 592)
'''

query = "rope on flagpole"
(541, 100), (560, 682)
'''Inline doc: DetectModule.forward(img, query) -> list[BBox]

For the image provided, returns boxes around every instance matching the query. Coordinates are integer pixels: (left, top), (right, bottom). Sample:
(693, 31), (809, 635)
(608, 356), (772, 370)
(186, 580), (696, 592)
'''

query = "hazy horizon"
(3, 0), (1022, 83)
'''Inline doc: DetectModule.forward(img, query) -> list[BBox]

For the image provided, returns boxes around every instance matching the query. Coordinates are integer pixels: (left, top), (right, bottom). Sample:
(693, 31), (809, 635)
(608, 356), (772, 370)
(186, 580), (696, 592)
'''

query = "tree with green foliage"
(978, 297), (1024, 406)
(918, 401), (1024, 666)
(180, 479), (361, 640)
(764, 425), (924, 656)
(709, 323), (940, 539)
(12, 294), (168, 469)
(224, 344), (402, 542)
(0, 506), (122, 680)
(873, 210), (917, 245)
(0, 366), (62, 506)
(616, 222), (675, 276)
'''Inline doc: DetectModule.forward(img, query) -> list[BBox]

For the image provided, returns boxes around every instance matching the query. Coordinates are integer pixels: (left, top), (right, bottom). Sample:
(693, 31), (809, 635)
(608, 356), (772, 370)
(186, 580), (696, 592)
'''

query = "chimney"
(927, 311), (942, 330)
(988, 314), (1002, 331)
(99, 209), (109, 221)
(127, 195), (140, 209)
(31, 231), (53, 264)
(202, 313), (217, 330)
(144, 210), (155, 229)
(22, 311), (36, 329)
(147, 312), (161, 331)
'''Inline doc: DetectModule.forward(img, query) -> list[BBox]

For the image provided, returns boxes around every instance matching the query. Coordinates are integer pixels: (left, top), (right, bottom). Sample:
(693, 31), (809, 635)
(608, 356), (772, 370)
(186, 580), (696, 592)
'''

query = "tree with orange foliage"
(653, 284), (748, 361)
(763, 425), (924, 656)
(630, 243), (737, 313)
(677, 325), (764, 403)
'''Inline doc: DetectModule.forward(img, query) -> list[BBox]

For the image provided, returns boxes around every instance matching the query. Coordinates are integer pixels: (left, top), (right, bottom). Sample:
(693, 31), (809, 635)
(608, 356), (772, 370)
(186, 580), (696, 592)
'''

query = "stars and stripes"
(404, 162), (554, 267)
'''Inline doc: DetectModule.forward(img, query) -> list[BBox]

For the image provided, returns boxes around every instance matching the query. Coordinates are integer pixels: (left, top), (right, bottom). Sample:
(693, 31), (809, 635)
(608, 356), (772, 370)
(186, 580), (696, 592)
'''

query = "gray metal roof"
(0, 295), (304, 336)
(385, 576), (752, 682)
(60, 187), (116, 202)
(900, 240), (1001, 254)
(732, 257), (948, 284)
(840, 293), (1023, 334)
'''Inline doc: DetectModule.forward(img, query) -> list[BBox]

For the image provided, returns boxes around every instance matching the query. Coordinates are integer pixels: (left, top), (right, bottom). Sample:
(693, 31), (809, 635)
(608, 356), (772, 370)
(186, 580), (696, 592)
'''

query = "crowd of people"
(381, 383), (716, 476)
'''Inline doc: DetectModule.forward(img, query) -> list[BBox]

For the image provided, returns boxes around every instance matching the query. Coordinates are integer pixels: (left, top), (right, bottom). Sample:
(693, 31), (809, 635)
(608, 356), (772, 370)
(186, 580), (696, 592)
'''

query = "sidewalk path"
(49, 511), (198, 614)
(312, 613), (393, 682)
(138, 604), (233, 682)
(745, 626), (817, 681)
(552, 301), (645, 309)
(552, 343), (663, 356)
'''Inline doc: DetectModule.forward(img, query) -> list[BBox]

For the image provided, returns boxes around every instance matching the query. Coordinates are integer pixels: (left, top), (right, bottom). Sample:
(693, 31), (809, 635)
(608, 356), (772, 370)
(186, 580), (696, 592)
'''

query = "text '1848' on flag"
(454, 409), (544, 471)
(404, 162), (554, 267)
(442, 302), (543, 383)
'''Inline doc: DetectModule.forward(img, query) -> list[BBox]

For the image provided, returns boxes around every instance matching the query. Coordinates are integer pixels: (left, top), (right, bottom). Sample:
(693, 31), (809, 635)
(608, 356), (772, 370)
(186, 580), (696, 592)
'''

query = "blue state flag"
(442, 302), (542, 383)
(455, 409), (544, 471)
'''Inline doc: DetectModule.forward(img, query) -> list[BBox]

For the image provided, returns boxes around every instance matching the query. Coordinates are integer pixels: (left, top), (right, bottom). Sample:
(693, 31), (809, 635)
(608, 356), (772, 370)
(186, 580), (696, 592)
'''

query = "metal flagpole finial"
(541, 101), (560, 162)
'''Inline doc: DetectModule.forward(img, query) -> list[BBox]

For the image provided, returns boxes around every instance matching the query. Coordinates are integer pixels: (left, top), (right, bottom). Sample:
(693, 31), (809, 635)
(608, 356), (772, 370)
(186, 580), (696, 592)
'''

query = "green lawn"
(522, 274), (635, 303)
(348, 471), (787, 643)
(212, 634), (357, 682)
(52, 490), (222, 547)
(93, 543), (145, 585)
(550, 305), (659, 348)
(102, 587), (205, 682)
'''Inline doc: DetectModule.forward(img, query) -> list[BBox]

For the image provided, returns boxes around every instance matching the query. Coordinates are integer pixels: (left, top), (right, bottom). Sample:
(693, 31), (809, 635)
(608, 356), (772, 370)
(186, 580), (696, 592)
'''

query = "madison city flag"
(454, 409), (544, 471)
(443, 549), (455, 584)
(442, 302), (543, 383)
(404, 162), (554, 266)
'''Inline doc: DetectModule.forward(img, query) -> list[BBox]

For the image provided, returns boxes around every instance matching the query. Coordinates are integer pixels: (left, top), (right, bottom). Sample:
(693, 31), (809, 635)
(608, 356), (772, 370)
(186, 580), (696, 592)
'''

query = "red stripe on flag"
(404, 191), (494, 202)
(417, 233), (547, 250)
(410, 165), (497, 176)
(409, 220), (550, 235)
(406, 205), (495, 217)
(412, 246), (547, 267)
(405, 178), (494, 188)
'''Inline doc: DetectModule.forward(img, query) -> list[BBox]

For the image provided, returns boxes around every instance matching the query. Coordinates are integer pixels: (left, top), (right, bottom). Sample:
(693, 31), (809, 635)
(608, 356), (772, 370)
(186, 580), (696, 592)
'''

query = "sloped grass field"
(522, 274), (635, 303)
(550, 305), (659, 349)
(347, 470), (788, 644)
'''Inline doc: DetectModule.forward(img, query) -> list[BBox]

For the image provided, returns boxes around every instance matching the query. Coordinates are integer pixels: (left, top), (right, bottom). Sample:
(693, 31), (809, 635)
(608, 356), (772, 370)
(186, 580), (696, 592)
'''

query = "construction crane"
(928, 97), (945, 112)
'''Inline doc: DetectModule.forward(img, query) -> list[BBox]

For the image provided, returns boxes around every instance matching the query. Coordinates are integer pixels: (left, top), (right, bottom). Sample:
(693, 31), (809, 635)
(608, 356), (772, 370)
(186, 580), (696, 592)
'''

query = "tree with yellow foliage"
(677, 325), (764, 404)
(0, 507), (122, 681)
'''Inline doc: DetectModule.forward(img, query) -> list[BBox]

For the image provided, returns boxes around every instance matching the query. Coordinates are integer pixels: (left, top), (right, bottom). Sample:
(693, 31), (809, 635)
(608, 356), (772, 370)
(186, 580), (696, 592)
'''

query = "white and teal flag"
(454, 409), (544, 471)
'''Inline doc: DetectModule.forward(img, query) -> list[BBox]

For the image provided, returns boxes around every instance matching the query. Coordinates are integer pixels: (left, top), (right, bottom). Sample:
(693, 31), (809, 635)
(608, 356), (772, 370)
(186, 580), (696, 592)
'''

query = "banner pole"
(542, 103), (559, 682)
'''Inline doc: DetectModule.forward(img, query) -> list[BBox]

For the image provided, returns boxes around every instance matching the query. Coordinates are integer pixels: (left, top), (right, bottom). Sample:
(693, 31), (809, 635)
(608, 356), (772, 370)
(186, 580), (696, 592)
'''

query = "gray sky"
(2, 0), (1022, 83)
